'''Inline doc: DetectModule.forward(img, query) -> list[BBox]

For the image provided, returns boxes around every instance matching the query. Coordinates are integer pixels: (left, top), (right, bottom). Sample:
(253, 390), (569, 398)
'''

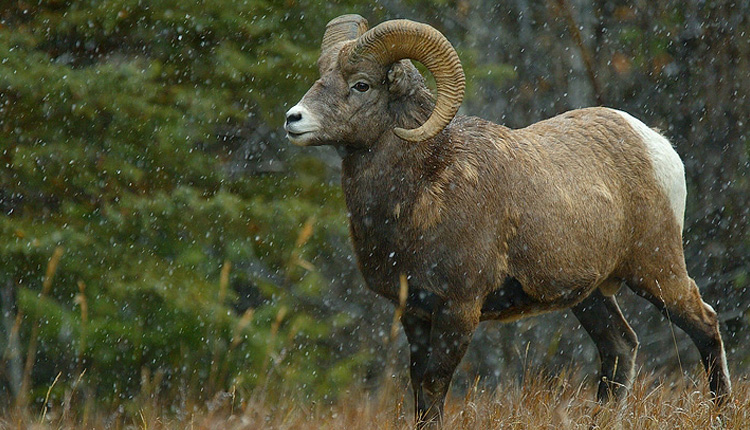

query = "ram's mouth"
(287, 130), (310, 139)
(286, 129), (318, 146)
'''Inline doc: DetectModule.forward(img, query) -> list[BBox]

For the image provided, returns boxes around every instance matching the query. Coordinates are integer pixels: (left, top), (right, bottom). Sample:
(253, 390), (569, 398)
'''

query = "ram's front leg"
(402, 313), (431, 423)
(419, 300), (480, 428)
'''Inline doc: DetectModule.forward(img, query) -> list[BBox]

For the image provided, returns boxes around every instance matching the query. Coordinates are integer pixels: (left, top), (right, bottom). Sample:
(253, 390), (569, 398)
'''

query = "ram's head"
(285, 15), (465, 147)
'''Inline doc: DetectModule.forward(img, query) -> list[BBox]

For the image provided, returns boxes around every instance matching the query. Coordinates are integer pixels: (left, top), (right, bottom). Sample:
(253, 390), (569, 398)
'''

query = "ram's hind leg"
(572, 287), (639, 402)
(630, 273), (731, 403)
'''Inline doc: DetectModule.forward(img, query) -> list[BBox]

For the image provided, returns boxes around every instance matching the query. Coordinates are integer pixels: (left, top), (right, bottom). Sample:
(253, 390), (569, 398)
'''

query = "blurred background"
(1, 0), (748, 415)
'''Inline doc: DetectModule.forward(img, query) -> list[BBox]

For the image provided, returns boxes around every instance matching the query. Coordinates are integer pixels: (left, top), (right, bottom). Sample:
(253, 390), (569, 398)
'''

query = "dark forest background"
(1, 0), (748, 413)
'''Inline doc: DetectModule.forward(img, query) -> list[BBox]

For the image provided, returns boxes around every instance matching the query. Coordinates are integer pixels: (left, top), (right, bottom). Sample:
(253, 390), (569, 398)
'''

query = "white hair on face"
(285, 103), (320, 146)
(610, 109), (687, 231)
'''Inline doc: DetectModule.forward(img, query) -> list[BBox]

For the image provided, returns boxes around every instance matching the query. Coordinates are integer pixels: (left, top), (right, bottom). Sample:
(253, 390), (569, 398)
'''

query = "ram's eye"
(352, 82), (370, 92)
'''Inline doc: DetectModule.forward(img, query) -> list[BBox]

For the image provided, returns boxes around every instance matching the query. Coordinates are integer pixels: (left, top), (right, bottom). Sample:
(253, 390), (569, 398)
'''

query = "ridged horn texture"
(321, 14), (369, 53)
(350, 19), (465, 142)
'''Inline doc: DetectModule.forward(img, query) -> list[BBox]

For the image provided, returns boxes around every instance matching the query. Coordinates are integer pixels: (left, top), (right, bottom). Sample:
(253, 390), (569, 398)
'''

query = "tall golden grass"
(6, 244), (746, 429)
(3, 369), (747, 430)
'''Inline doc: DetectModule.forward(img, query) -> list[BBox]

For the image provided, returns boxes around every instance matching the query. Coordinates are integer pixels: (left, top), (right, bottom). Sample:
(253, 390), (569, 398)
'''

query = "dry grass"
(2, 370), (748, 430)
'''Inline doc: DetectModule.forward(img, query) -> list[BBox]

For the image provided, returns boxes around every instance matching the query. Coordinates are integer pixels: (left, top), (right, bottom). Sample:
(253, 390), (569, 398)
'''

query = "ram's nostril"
(287, 112), (303, 124)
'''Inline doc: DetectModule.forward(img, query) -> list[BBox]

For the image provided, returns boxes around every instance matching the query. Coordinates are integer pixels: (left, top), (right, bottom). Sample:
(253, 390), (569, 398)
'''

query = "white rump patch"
(610, 109), (686, 231)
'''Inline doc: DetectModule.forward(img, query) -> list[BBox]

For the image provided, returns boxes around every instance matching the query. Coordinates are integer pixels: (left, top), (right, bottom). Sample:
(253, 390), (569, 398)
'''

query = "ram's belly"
(505, 182), (627, 303)
(480, 276), (577, 322)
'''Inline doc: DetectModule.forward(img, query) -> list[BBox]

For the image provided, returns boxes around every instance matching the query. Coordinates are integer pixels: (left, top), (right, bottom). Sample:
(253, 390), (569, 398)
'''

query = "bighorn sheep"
(284, 14), (731, 426)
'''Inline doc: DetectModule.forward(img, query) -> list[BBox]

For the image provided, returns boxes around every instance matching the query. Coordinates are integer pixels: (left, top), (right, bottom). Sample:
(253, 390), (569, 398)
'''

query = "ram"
(284, 14), (731, 426)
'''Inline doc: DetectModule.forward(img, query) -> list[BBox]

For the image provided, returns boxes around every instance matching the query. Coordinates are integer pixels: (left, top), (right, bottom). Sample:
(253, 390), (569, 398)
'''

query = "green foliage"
(0, 0), (375, 408)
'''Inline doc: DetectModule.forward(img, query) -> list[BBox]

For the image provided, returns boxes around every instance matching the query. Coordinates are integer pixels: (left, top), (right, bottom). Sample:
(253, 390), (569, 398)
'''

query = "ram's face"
(285, 44), (391, 148)
(284, 15), (464, 147)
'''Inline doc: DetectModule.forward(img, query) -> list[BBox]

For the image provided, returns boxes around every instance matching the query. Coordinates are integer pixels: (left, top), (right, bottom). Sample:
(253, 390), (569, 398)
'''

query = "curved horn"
(351, 20), (465, 142)
(321, 14), (369, 53)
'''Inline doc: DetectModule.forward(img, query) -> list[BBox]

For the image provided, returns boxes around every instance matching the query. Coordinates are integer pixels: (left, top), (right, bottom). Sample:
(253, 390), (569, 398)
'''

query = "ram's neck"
(340, 132), (431, 213)
(339, 126), (446, 302)
(342, 121), (463, 240)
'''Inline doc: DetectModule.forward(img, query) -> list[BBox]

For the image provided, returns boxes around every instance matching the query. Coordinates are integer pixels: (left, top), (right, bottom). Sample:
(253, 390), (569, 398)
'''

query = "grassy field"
(2, 370), (748, 429)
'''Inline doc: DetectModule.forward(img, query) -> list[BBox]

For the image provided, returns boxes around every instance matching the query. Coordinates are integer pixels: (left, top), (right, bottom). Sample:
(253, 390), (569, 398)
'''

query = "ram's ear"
(387, 60), (424, 97)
